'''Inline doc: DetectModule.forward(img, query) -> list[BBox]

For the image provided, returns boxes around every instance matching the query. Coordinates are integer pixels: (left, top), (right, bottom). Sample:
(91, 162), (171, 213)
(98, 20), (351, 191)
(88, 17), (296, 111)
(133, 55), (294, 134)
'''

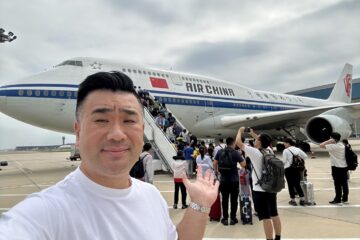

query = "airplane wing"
(219, 102), (360, 130)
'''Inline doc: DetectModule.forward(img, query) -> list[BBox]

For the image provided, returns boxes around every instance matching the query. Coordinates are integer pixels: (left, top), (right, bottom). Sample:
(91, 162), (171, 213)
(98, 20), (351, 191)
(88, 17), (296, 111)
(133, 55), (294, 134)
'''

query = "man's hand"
(183, 167), (219, 208)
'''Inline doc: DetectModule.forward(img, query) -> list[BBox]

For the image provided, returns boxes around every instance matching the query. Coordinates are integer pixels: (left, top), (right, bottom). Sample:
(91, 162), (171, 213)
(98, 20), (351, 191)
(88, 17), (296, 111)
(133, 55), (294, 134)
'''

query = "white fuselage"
(0, 57), (336, 138)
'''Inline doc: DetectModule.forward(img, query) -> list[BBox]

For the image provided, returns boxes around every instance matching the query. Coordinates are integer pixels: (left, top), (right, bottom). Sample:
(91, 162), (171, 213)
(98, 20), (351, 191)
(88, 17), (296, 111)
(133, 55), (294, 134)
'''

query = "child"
(172, 150), (188, 209)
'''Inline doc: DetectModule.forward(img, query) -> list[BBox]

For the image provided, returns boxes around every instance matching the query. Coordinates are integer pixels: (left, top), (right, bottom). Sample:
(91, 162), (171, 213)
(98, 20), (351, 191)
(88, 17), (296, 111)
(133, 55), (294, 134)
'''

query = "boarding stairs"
(143, 107), (178, 173)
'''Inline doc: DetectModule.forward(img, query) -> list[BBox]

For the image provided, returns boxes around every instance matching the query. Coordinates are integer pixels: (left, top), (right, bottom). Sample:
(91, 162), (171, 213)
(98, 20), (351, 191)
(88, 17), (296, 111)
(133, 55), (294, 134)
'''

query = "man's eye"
(124, 119), (136, 123)
(95, 119), (108, 123)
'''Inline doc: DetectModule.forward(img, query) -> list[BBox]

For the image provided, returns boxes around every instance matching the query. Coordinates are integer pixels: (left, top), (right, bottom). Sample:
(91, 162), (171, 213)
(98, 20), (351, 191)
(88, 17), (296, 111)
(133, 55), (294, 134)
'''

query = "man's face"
(75, 90), (144, 181)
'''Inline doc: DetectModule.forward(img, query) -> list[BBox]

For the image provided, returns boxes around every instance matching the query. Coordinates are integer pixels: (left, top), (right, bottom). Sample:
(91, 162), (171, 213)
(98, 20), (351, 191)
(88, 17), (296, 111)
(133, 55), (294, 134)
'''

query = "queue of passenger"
(134, 87), (353, 240)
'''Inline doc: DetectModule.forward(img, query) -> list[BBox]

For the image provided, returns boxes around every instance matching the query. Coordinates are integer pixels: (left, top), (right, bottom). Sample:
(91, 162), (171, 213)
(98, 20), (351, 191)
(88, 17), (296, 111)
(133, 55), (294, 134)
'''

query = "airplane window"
(138, 70), (142, 74)
(148, 72), (151, 75)
(43, 90), (49, 96)
(75, 61), (83, 67)
(143, 70), (146, 74)
(133, 69), (137, 73)
(152, 72), (156, 76)
(161, 74), (165, 77)
(128, 69), (131, 72)
(51, 90), (56, 97)
(74, 92), (77, 98)
(264, 94), (269, 98)
(157, 73), (160, 77)
(122, 68), (126, 72)
(35, 90), (41, 96)
(166, 74), (169, 78)
(67, 91), (72, 98)
(18, 90), (24, 96)
(27, 90), (32, 96)
(59, 91), (64, 97)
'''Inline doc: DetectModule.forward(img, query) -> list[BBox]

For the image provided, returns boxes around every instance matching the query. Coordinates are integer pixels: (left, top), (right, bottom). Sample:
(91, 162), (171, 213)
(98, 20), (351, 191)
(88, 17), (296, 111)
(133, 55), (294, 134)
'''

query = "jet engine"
(305, 114), (352, 144)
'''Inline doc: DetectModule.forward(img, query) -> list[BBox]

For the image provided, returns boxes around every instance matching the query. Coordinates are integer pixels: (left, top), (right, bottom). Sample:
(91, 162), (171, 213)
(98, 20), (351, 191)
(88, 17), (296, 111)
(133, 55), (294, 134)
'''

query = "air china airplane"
(0, 57), (359, 148)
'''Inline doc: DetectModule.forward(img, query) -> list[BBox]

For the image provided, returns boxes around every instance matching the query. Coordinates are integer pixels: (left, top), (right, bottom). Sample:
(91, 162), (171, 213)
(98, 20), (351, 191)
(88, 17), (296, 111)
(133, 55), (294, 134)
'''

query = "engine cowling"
(305, 114), (352, 144)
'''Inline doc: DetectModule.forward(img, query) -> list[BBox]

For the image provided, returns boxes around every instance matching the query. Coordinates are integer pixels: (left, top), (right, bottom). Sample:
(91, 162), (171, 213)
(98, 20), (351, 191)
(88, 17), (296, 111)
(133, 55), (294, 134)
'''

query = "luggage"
(239, 168), (253, 224)
(239, 195), (253, 224)
(300, 180), (316, 205)
(209, 193), (221, 221)
(0, 161), (8, 166)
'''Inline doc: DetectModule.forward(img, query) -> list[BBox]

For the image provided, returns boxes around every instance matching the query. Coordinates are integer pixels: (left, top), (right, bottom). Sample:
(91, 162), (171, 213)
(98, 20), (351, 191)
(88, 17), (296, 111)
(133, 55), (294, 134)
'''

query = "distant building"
(288, 77), (360, 102)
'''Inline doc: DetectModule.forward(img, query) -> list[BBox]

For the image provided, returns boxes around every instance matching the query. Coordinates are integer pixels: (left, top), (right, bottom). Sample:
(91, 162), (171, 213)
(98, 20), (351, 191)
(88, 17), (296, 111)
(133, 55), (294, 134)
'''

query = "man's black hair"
(258, 133), (272, 149)
(143, 143), (152, 151)
(226, 137), (234, 146)
(330, 132), (341, 142)
(283, 138), (295, 146)
(75, 71), (141, 119)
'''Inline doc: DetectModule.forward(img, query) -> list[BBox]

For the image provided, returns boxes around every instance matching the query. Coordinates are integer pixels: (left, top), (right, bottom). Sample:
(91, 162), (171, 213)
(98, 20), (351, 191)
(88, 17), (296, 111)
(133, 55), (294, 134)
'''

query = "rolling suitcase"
(0, 161), (8, 166)
(239, 168), (253, 224)
(300, 180), (316, 205)
(209, 193), (221, 221)
(239, 195), (253, 224)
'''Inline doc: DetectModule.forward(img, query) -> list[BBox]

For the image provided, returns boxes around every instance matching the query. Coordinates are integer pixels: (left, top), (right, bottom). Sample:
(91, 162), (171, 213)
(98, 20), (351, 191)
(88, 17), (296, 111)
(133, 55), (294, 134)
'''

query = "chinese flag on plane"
(150, 77), (169, 89)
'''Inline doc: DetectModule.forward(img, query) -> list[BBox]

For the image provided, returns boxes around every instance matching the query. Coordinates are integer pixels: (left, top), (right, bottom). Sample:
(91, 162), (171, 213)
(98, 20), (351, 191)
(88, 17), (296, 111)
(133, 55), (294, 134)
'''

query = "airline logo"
(344, 74), (351, 97)
(150, 77), (169, 89)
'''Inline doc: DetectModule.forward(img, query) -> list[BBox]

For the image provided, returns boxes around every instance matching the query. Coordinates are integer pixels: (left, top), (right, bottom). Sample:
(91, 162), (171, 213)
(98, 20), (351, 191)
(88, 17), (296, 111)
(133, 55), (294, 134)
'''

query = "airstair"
(143, 107), (178, 173)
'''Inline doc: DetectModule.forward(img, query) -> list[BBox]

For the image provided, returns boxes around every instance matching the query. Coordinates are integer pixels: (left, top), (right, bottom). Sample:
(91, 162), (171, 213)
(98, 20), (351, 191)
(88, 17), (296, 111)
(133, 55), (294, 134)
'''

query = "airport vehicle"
(0, 58), (358, 147)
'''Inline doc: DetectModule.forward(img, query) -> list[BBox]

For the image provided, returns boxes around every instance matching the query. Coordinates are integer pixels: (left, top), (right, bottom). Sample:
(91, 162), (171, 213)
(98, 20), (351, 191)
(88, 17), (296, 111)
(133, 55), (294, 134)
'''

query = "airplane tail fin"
(327, 63), (353, 103)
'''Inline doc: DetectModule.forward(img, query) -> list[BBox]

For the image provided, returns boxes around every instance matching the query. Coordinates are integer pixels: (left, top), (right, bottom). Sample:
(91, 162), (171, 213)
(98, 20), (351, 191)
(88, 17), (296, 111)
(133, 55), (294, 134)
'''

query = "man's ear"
(74, 121), (80, 147)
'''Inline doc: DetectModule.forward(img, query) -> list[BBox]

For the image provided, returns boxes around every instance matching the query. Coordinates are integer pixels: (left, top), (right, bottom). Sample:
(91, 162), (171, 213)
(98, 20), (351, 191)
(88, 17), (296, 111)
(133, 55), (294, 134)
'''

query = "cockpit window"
(56, 60), (83, 67)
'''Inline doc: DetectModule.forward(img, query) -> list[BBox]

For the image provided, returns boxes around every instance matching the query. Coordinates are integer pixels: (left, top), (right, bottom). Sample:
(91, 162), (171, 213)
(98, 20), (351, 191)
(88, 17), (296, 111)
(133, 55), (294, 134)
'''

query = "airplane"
(0, 57), (359, 151)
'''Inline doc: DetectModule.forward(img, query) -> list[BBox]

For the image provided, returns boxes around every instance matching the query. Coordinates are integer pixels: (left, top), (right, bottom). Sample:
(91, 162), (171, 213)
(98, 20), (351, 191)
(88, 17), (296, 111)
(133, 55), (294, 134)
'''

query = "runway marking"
(167, 204), (360, 209)
(204, 238), (360, 240)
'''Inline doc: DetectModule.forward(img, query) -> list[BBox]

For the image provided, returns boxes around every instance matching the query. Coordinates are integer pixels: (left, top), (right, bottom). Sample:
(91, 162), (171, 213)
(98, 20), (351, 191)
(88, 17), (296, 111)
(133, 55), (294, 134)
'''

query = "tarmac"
(0, 141), (359, 239)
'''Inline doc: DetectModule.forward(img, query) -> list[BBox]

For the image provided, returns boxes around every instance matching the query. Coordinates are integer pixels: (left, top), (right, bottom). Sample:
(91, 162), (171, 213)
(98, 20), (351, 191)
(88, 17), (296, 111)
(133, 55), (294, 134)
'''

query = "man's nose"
(107, 122), (127, 141)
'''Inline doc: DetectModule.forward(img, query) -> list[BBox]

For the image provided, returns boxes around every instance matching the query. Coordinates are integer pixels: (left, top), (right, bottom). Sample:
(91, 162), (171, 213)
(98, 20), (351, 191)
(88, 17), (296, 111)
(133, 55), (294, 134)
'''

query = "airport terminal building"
(288, 77), (360, 136)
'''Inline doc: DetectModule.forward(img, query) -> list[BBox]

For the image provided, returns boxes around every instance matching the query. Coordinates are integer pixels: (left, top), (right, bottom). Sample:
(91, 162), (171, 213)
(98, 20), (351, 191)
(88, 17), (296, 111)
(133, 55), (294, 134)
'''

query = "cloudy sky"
(0, 0), (359, 150)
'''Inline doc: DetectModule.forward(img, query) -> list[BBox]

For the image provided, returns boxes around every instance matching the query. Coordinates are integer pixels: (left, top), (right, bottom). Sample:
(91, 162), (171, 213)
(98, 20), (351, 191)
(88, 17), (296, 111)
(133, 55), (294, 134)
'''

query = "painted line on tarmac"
(167, 204), (360, 209)
(203, 238), (360, 240)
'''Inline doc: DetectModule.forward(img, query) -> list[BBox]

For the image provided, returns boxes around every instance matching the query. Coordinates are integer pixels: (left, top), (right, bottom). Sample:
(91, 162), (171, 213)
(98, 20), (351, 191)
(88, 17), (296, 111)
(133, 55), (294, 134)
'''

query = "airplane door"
(204, 95), (214, 115)
(169, 73), (183, 86)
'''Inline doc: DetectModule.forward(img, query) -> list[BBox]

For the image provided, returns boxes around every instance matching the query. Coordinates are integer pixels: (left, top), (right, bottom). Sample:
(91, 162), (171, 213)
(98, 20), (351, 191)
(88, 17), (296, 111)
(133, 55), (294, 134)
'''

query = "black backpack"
(130, 154), (148, 179)
(344, 144), (358, 171)
(218, 147), (236, 173)
(253, 149), (285, 193)
(288, 149), (305, 171)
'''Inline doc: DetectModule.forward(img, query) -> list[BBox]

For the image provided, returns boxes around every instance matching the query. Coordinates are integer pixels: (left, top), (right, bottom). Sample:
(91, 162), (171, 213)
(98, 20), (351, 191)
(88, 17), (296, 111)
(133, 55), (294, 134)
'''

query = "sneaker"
(182, 204), (188, 209)
(230, 218), (238, 225)
(288, 200), (297, 206)
(221, 218), (228, 226)
(173, 204), (178, 209)
(329, 200), (341, 204)
(299, 200), (306, 206)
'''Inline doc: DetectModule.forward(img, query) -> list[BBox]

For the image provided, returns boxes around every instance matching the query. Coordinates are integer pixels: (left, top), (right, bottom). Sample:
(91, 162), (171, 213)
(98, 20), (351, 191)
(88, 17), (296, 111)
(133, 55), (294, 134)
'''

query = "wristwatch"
(189, 202), (211, 214)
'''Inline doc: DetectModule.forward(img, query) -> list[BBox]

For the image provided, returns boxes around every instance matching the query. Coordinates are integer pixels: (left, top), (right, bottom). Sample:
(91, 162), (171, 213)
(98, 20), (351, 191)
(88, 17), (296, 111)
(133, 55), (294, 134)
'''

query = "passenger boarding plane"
(0, 57), (359, 149)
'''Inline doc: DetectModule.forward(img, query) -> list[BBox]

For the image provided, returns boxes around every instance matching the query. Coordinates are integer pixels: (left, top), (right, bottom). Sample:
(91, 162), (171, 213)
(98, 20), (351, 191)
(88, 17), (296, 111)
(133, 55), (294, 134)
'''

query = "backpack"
(253, 149), (285, 193)
(218, 147), (236, 173)
(288, 149), (305, 171)
(130, 154), (148, 179)
(344, 144), (358, 171)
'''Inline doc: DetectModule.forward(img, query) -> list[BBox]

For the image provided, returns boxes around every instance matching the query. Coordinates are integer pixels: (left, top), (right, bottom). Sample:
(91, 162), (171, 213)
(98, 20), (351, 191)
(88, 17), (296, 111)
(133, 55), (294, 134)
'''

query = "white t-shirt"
(243, 145), (274, 192)
(0, 168), (177, 240)
(196, 154), (214, 177)
(140, 151), (154, 183)
(325, 143), (347, 168)
(213, 143), (226, 158)
(282, 146), (308, 169)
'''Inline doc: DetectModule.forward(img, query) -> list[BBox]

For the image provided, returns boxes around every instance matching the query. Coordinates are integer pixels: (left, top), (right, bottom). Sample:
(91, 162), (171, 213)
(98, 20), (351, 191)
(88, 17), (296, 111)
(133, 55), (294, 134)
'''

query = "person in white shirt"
(236, 127), (282, 240)
(213, 138), (226, 157)
(196, 146), (214, 177)
(140, 143), (154, 184)
(282, 138), (308, 206)
(320, 132), (349, 204)
(0, 71), (219, 240)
